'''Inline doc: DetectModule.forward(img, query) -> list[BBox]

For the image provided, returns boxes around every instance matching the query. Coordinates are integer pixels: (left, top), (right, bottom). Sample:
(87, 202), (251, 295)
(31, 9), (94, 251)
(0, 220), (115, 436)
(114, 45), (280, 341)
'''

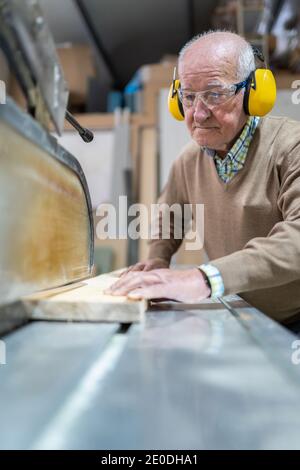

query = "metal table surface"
(0, 298), (300, 450)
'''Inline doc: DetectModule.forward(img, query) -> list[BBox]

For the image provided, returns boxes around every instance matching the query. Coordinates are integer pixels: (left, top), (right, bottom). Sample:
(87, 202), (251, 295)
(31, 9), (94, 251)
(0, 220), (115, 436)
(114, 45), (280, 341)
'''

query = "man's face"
(179, 45), (247, 152)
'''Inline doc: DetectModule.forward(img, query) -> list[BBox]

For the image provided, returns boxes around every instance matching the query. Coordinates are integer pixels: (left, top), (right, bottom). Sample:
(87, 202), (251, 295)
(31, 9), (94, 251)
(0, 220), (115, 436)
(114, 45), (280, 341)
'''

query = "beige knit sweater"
(148, 116), (300, 323)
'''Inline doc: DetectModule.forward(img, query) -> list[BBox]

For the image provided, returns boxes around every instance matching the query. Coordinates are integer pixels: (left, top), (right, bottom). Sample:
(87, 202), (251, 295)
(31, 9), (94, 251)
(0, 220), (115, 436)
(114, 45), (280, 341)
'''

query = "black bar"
(0, 450), (294, 464)
(74, 0), (122, 89)
(187, 0), (196, 38)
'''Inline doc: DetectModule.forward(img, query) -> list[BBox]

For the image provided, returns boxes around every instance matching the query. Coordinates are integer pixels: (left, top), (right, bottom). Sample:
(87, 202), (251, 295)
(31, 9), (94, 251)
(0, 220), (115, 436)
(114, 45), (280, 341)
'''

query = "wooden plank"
(23, 281), (88, 301)
(64, 113), (115, 131)
(138, 127), (158, 261)
(130, 123), (140, 202)
(63, 113), (155, 132)
(22, 272), (147, 323)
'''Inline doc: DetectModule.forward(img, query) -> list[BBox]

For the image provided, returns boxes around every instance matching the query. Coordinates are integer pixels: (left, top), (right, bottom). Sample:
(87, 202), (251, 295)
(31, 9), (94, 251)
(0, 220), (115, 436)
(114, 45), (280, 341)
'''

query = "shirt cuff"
(199, 263), (225, 298)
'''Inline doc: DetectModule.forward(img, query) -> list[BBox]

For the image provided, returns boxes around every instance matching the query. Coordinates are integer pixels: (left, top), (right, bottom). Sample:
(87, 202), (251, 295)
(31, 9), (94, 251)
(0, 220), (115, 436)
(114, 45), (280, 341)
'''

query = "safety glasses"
(179, 78), (249, 109)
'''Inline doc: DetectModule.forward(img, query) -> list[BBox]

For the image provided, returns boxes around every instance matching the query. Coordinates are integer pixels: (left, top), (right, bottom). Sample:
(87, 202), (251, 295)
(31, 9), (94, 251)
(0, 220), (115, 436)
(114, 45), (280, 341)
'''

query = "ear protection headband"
(168, 47), (277, 120)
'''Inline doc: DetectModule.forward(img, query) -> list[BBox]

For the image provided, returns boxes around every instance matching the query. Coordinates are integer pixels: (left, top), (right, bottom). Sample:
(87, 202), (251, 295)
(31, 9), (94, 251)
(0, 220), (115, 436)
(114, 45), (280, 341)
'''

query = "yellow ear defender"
(168, 67), (185, 121)
(243, 68), (276, 116)
(168, 48), (277, 120)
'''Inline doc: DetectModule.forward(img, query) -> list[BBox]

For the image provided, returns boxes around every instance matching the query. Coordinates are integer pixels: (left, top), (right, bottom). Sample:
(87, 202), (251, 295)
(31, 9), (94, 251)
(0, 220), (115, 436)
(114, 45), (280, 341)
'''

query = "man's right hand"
(120, 258), (169, 277)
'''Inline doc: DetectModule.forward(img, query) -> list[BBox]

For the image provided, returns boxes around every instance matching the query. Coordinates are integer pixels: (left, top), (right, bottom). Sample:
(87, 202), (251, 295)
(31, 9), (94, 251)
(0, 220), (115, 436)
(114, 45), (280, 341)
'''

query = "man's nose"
(193, 97), (211, 122)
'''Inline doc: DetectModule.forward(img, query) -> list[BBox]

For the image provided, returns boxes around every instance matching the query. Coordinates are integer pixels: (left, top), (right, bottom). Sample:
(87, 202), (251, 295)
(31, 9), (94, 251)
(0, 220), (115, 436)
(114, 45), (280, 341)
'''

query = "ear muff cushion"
(244, 69), (277, 116)
(168, 80), (185, 121)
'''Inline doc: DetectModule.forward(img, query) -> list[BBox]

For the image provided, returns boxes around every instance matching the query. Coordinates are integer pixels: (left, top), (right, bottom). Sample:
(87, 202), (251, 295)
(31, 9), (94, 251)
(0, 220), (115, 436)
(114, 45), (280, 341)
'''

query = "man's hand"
(105, 268), (211, 302)
(119, 258), (169, 277)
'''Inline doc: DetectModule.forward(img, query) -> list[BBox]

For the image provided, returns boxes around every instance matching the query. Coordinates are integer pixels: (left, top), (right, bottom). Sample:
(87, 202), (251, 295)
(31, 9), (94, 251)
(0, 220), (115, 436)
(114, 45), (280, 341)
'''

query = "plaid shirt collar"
(205, 116), (260, 183)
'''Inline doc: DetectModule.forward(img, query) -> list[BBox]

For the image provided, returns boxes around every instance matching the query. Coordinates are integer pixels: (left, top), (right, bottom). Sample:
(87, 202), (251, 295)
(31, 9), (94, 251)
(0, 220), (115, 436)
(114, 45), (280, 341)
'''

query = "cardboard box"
(0, 50), (10, 85)
(8, 44), (97, 110)
(139, 61), (176, 86)
(8, 74), (27, 109)
(57, 43), (96, 105)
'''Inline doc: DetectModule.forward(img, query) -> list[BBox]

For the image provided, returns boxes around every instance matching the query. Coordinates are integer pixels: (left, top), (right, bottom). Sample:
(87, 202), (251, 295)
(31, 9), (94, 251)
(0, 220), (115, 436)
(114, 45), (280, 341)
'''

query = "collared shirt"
(209, 116), (260, 183)
(200, 116), (260, 297)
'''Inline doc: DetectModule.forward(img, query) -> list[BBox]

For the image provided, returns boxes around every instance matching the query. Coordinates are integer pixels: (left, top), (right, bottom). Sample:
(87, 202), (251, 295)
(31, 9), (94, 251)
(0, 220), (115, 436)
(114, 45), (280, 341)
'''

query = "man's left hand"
(105, 268), (211, 302)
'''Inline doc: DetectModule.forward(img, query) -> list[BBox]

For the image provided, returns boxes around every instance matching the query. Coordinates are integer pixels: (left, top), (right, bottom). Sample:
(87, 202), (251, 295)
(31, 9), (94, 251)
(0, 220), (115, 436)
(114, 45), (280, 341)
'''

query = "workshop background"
(2, 0), (300, 453)
(1, 0), (299, 274)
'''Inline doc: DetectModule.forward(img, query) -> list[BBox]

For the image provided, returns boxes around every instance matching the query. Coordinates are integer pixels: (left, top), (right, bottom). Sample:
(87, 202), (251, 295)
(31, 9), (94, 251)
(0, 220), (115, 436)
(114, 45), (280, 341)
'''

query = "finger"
(105, 272), (146, 295)
(143, 263), (156, 272)
(118, 268), (130, 277)
(105, 271), (140, 293)
(127, 285), (167, 300)
(143, 264), (167, 272)
(119, 263), (144, 277)
(130, 263), (147, 272)
(108, 271), (162, 296)
(117, 267), (129, 277)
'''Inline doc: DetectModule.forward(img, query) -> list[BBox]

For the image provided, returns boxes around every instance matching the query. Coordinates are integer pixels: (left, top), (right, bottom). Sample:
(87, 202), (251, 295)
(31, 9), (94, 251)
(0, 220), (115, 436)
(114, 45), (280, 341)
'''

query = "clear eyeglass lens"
(180, 87), (235, 108)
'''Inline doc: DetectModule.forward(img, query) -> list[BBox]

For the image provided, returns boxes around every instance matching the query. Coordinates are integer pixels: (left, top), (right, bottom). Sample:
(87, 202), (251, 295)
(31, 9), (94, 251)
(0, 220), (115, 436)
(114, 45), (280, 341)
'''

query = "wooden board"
(21, 272), (147, 324)
(138, 127), (158, 261)
(63, 113), (155, 132)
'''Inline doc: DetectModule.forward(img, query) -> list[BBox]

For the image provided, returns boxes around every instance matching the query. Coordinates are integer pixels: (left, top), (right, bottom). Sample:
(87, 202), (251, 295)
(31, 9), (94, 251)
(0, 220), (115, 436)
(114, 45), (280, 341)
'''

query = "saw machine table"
(0, 297), (300, 450)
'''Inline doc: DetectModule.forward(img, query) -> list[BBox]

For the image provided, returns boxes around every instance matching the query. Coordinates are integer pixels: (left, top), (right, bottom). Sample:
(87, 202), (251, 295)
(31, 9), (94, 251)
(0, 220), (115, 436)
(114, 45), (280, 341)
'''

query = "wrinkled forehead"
(178, 44), (239, 88)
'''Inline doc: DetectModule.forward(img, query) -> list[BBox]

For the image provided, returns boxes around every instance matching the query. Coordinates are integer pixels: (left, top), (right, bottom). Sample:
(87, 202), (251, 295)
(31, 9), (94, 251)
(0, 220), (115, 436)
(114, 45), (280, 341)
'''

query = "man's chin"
(192, 129), (220, 148)
(192, 136), (222, 149)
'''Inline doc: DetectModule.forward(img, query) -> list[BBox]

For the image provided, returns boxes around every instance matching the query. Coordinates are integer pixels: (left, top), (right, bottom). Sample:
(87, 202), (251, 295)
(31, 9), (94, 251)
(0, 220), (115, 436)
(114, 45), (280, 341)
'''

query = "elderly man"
(107, 30), (300, 326)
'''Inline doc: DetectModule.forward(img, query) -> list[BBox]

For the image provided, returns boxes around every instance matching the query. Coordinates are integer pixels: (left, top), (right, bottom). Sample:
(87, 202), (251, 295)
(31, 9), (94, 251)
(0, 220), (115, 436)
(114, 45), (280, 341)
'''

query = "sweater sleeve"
(211, 144), (300, 295)
(148, 159), (187, 264)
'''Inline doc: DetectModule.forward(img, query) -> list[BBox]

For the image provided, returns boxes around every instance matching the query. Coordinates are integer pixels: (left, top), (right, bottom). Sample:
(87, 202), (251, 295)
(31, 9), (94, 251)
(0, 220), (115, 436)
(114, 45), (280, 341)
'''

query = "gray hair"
(178, 30), (256, 81)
